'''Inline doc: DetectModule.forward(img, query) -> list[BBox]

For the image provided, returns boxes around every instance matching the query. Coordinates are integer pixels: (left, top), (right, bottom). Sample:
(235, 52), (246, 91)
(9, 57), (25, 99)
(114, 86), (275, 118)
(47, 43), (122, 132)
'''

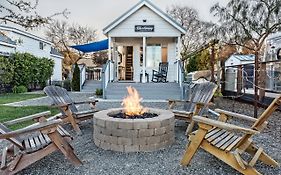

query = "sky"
(32, 0), (229, 39)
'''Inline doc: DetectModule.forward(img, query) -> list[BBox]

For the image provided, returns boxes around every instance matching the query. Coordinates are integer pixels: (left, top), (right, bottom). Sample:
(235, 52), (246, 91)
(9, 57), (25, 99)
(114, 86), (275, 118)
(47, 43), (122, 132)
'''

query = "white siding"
(0, 44), (15, 53)
(51, 55), (63, 81)
(108, 6), (182, 37)
(8, 32), (51, 58)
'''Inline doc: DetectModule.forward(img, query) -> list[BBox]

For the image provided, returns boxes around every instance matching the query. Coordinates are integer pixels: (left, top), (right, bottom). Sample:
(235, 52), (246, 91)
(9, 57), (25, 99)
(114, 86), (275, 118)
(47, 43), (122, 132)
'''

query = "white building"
(103, 0), (186, 83)
(0, 25), (63, 81)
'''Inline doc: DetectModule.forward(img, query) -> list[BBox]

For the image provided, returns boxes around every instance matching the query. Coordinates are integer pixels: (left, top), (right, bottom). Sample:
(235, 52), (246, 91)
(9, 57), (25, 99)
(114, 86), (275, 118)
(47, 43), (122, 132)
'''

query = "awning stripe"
(70, 39), (108, 53)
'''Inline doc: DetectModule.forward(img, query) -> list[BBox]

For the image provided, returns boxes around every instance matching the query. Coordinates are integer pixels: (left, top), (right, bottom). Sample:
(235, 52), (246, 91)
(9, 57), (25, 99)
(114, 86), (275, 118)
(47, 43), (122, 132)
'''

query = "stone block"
(93, 126), (102, 134)
(139, 144), (156, 152)
(160, 133), (170, 142)
(93, 138), (101, 147)
(161, 119), (170, 127)
(110, 144), (124, 152)
(147, 136), (161, 145)
(154, 127), (166, 136)
(106, 120), (119, 130)
(133, 120), (148, 129)
(111, 129), (128, 137)
(127, 130), (138, 137)
(96, 119), (106, 127)
(138, 129), (154, 137)
(117, 137), (133, 145)
(118, 121), (133, 130)
(100, 141), (111, 150)
(133, 137), (147, 145)
(124, 145), (140, 152)
(104, 135), (118, 145)
(148, 121), (161, 129)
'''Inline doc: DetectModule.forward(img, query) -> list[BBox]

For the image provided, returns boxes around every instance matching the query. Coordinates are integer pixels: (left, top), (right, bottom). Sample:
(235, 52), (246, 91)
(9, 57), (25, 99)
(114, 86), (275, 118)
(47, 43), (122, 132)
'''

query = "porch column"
(108, 36), (112, 81)
(176, 36), (181, 83)
(142, 37), (146, 83)
(112, 38), (118, 82)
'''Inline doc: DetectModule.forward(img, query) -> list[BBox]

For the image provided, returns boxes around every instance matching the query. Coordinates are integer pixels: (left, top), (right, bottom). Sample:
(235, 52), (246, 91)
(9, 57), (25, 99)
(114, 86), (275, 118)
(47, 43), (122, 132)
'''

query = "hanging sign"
(135, 25), (155, 32)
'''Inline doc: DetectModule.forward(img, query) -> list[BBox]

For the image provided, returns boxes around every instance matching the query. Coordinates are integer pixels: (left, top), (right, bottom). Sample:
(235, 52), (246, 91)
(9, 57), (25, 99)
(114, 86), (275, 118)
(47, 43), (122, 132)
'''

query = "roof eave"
(103, 0), (186, 35)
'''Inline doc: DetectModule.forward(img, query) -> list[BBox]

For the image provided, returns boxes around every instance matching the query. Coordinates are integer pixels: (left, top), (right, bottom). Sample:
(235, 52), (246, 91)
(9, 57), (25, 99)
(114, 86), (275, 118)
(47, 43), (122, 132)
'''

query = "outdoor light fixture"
(143, 19), (147, 22)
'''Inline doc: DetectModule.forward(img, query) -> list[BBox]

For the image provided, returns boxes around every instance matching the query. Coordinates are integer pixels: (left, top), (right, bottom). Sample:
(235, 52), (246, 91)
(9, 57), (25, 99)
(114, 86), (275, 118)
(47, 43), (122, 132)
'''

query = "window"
(39, 42), (44, 50)
(146, 44), (161, 68)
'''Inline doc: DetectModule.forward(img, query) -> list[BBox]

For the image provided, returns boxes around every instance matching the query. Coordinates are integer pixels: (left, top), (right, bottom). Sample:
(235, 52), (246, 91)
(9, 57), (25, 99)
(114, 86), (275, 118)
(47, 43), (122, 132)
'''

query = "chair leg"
(180, 128), (207, 166)
(200, 141), (262, 175)
(185, 121), (195, 135)
(48, 131), (82, 166)
(246, 143), (279, 167)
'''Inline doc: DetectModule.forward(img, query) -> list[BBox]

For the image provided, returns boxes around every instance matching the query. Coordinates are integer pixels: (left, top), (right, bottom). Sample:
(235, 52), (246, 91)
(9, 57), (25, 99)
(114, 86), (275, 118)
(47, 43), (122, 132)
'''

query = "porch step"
(105, 82), (181, 100)
(81, 80), (102, 93)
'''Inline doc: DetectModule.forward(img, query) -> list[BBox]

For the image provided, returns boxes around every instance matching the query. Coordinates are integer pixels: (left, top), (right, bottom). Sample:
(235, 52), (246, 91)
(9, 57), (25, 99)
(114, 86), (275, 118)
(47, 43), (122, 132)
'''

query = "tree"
(0, 0), (68, 28)
(211, 0), (281, 117)
(72, 63), (80, 91)
(92, 51), (108, 67)
(167, 5), (214, 57)
(45, 20), (97, 73)
(185, 55), (198, 73)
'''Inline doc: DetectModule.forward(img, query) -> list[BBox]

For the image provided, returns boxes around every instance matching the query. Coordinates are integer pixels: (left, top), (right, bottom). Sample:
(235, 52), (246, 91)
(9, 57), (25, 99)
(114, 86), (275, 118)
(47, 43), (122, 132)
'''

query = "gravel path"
(2, 98), (281, 175)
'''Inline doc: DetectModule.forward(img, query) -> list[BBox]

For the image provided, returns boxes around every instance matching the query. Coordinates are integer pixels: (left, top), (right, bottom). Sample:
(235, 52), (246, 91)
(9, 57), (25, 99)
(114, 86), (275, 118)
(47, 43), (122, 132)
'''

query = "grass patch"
(0, 93), (45, 105)
(0, 106), (60, 130)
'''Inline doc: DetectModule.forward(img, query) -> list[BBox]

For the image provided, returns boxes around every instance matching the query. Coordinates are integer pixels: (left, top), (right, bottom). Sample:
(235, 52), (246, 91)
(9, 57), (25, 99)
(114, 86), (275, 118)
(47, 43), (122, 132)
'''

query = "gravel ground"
(1, 98), (281, 175)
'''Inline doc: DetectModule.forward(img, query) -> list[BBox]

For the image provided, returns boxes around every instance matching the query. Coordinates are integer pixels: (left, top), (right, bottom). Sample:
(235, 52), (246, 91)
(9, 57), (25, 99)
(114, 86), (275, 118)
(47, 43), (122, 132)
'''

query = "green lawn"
(0, 93), (45, 104)
(0, 93), (59, 130)
(0, 106), (60, 130)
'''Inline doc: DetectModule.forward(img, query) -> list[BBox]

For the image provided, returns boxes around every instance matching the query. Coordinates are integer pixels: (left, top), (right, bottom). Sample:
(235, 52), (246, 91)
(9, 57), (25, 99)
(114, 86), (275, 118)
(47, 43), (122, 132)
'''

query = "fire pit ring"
(93, 108), (175, 152)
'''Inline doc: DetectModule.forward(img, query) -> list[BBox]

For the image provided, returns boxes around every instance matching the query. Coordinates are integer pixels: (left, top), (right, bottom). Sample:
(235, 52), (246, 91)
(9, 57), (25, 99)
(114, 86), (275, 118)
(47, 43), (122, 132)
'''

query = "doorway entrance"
(125, 46), (133, 80)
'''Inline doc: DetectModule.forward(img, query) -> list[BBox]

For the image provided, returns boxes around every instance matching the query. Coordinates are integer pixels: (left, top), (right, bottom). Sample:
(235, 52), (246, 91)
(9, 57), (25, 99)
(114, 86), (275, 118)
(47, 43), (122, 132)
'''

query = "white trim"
(0, 41), (16, 48)
(103, 0), (186, 35)
(50, 54), (64, 59)
(0, 25), (52, 44)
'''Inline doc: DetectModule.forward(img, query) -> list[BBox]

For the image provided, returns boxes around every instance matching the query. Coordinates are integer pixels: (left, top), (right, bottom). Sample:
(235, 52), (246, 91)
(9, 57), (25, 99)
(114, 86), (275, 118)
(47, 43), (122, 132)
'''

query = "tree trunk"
(254, 51), (259, 118)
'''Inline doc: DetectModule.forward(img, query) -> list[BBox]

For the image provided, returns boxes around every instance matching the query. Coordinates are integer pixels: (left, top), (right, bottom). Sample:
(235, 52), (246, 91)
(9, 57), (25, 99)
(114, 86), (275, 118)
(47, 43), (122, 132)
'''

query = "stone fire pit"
(93, 108), (175, 152)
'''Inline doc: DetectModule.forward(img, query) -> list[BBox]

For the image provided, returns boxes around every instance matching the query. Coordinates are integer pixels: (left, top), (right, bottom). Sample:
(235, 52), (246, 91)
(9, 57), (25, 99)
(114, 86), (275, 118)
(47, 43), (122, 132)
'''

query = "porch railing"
(102, 60), (114, 99)
(175, 60), (185, 99)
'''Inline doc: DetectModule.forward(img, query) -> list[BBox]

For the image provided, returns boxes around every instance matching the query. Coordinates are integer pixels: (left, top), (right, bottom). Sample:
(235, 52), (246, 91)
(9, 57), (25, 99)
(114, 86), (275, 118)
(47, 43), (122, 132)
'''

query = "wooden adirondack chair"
(180, 95), (281, 175)
(44, 86), (98, 134)
(168, 82), (218, 134)
(151, 62), (169, 83)
(0, 111), (82, 175)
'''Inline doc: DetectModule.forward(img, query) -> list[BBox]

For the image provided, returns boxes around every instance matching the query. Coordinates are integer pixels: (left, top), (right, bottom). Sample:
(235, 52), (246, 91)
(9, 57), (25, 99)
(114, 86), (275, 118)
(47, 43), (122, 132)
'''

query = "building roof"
(231, 54), (255, 61)
(0, 25), (52, 44)
(50, 47), (64, 58)
(0, 32), (16, 46)
(103, 0), (186, 35)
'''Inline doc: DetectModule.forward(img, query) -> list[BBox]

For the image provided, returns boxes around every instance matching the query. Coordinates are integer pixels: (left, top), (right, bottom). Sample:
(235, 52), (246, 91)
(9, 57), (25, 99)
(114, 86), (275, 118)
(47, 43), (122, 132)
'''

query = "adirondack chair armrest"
(193, 116), (259, 134)
(215, 109), (258, 122)
(73, 100), (98, 105)
(3, 111), (51, 126)
(51, 103), (72, 108)
(0, 119), (63, 139)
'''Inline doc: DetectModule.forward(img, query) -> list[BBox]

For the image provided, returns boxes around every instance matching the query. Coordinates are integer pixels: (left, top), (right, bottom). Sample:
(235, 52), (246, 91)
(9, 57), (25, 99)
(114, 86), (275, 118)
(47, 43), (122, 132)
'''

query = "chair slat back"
(252, 95), (281, 130)
(159, 62), (168, 74)
(184, 82), (218, 115)
(44, 86), (78, 113)
(0, 123), (24, 149)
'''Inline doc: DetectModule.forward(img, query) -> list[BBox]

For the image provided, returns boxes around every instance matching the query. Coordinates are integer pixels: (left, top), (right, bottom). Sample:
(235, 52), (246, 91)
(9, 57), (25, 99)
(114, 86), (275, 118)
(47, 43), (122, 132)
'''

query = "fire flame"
(122, 86), (147, 116)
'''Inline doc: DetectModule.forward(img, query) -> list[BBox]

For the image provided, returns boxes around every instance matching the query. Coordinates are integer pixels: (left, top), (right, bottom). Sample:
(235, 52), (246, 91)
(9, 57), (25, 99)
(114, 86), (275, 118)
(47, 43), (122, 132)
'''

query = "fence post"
(259, 62), (266, 100)
(237, 65), (243, 95)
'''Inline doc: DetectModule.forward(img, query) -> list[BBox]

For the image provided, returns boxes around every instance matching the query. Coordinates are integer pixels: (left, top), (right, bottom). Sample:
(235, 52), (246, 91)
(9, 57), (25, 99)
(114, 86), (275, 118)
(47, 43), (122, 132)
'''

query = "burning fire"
(122, 86), (147, 116)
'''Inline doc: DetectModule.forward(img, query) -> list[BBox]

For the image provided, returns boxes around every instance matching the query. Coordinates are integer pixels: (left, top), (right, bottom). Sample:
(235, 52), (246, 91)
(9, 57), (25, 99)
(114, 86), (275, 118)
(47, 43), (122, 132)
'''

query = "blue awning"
(70, 39), (108, 53)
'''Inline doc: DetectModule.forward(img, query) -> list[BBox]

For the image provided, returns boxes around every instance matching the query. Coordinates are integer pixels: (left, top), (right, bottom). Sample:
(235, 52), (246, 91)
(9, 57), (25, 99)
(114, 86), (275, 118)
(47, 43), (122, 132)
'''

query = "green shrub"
(12, 85), (28, 93)
(95, 88), (103, 96)
(63, 79), (71, 91)
(71, 63), (80, 91)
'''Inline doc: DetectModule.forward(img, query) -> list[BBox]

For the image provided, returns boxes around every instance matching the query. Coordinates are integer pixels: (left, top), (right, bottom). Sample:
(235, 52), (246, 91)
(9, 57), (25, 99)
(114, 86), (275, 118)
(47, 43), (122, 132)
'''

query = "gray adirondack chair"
(168, 81), (218, 134)
(0, 111), (82, 175)
(44, 86), (98, 134)
(181, 95), (281, 175)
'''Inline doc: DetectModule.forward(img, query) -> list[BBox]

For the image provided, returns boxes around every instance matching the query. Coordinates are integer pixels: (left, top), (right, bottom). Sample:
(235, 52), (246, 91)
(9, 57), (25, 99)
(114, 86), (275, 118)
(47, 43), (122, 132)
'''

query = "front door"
(125, 46), (133, 80)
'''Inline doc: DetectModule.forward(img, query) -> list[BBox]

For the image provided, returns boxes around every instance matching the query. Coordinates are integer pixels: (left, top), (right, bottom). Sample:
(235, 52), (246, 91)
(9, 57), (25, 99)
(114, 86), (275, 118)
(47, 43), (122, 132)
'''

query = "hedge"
(0, 52), (54, 91)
